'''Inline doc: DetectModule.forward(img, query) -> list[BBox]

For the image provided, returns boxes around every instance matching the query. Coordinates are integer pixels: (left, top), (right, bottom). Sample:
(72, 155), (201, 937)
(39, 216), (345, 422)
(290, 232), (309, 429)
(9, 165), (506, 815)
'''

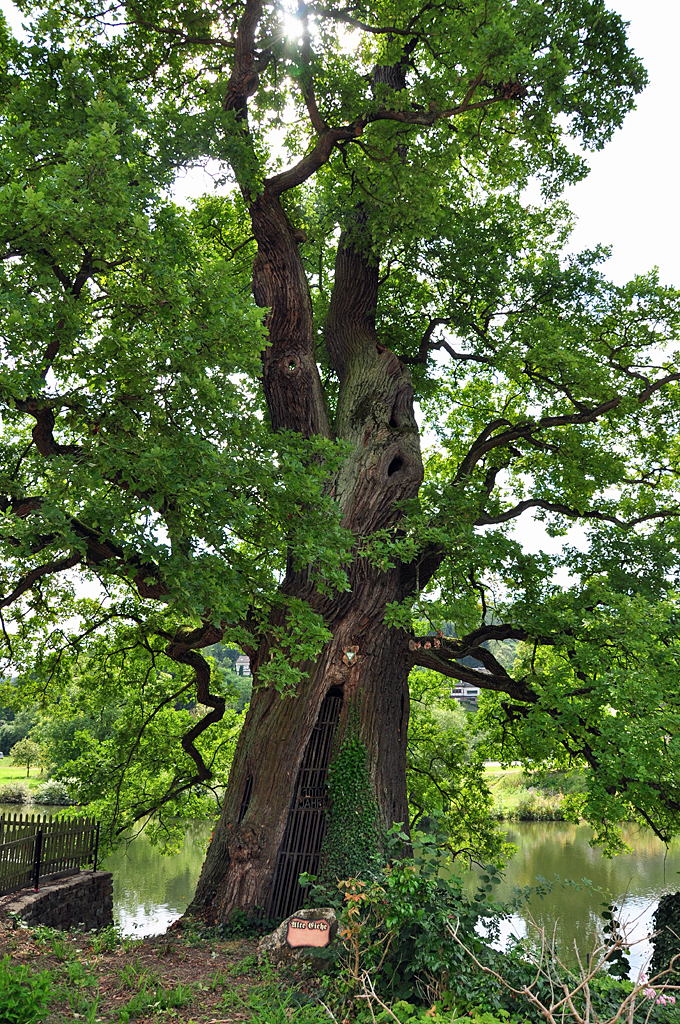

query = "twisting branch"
(267, 69), (507, 195)
(0, 553), (81, 609)
(165, 622), (227, 782)
(453, 398), (622, 483)
(298, 2), (327, 135)
(476, 498), (680, 528)
(398, 318), (493, 366)
(306, 5), (427, 37)
(127, 8), (235, 49)
(223, 0), (264, 118)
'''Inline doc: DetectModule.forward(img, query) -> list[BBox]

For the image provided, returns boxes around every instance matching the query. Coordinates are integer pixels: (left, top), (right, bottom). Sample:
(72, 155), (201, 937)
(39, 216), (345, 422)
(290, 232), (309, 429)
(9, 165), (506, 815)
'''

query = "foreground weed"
(91, 925), (120, 954)
(118, 958), (160, 990)
(209, 968), (227, 990)
(226, 951), (259, 977)
(0, 955), (53, 1024)
(31, 925), (73, 962)
(117, 980), (194, 1022)
(122, 936), (144, 954)
(246, 981), (330, 1024)
(65, 958), (97, 988)
(221, 987), (247, 1010)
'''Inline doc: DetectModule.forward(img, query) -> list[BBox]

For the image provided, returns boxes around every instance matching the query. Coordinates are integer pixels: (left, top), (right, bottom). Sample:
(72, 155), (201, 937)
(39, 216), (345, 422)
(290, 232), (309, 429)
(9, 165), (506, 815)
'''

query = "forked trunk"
(189, 190), (423, 924)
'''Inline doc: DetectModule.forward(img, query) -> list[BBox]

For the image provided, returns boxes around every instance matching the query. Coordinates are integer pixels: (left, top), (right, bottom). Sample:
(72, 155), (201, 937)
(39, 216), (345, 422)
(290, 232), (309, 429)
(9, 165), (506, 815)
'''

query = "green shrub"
(305, 828), (508, 1010)
(33, 780), (73, 805)
(0, 956), (53, 1024)
(0, 781), (32, 804)
(651, 892), (680, 976)
(515, 790), (565, 821)
(364, 1000), (513, 1024)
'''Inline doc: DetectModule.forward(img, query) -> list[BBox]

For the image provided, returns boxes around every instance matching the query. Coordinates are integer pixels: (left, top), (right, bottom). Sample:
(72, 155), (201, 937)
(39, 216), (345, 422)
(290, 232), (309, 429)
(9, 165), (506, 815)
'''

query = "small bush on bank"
(33, 780), (73, 805)
(0, 781), (31, 804)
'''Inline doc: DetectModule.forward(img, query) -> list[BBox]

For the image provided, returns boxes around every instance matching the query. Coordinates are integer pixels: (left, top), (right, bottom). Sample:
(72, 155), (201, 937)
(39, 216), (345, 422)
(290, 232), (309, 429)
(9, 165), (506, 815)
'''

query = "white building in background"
(450, 685), (481, 704)
(235, 654), (251, 676)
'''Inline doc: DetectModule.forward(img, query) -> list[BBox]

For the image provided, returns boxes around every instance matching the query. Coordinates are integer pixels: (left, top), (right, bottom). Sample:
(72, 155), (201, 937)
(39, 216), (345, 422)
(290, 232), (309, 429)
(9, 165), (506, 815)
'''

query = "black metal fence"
(0, 812), (100, 896)
(267, 689), (343, 921)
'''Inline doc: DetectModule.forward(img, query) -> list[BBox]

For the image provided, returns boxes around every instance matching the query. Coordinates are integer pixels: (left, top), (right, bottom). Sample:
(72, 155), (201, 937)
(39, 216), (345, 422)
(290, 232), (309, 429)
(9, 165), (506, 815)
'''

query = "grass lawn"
(484, 768), (526, 815)
(0, 761), (47, 791)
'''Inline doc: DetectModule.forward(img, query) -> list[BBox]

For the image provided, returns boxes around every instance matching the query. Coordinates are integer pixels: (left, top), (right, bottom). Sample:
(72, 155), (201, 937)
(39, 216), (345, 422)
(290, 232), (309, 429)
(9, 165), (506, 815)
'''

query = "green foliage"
(0, 24), (351, 705)
(364, 1002), (513, 1024)
(407, 670), (511, 866)
(0, 956), (53, 1024)
(321, 841), (507, 1009)
(323, 721), (381, 881)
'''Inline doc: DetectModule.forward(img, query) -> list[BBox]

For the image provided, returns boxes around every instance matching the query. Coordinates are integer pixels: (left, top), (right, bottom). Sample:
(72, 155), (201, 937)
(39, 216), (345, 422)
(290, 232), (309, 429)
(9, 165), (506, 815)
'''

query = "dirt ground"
(0, 919), (295, 1023)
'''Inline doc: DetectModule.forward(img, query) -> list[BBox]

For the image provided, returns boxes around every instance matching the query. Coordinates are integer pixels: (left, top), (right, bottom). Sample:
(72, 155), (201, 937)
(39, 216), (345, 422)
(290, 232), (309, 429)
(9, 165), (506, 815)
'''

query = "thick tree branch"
(306, 5), (426, 37)
(298, 3), (327, 135)
(128, 10), (235, 49)
(0, 553), (81, 609)
(638, 370), (680, 402)
(0, 491), (170, 605)
(223, 0), (264, 117)
(267, 71), (503, 196)
(454, 398), (622, 483)
(406, 627), (538, 703)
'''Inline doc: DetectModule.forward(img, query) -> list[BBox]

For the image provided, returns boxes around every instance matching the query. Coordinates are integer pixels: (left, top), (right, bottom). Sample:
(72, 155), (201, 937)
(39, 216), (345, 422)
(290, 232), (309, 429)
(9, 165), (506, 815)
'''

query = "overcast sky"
(562, 1), (680, 289)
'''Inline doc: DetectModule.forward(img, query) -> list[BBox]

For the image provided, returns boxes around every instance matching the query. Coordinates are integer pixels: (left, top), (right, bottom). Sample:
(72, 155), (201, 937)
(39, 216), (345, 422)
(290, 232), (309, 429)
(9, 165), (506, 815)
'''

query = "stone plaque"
(286, 916), (331, 948)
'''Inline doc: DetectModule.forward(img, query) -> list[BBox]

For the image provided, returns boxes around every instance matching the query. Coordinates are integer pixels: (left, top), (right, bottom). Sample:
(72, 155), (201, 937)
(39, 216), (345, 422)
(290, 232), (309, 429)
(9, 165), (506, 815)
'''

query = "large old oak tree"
(2, 0), (680, 921)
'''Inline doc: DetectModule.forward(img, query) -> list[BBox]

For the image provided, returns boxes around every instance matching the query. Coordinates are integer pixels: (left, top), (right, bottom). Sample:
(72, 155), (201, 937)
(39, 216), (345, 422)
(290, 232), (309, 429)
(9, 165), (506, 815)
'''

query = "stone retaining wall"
(0, 870), (113, 931)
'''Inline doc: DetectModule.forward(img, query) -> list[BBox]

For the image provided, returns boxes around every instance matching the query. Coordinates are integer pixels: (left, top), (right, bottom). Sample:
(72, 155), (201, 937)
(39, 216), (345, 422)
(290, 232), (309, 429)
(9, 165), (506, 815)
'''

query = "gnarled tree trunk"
(189, 190), (424, 923)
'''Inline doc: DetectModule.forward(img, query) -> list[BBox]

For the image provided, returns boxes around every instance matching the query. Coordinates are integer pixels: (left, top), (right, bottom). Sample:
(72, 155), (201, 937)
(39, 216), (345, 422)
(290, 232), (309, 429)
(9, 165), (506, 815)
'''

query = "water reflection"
(4, 799), (680, 964)
(466, 823), (680, 976)
(103, 820), (212, 937)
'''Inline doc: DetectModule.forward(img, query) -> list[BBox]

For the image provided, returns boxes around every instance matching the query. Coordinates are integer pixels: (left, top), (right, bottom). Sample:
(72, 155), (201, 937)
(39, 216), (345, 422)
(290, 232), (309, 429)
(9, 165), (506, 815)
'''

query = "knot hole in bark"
(387, 455), (404, 476)
(280, 353), (301, 375)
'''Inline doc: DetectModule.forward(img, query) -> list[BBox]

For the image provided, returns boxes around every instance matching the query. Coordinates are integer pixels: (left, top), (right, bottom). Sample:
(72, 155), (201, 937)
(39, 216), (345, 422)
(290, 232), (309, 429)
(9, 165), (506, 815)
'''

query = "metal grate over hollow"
(266, 689), (343, 921)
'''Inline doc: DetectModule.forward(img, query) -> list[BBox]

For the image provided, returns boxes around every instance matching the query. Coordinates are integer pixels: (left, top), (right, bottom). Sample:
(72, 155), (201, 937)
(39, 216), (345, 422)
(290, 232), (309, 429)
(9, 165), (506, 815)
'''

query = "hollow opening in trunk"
(238, 774), (253, 825)
(387, 455), (404, 476)
(265, 687), (343, 921)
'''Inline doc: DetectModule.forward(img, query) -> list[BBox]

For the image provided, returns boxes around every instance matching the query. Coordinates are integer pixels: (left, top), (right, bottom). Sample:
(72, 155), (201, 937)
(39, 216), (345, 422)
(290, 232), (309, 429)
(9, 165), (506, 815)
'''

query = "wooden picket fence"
(0, 812), (100, 896)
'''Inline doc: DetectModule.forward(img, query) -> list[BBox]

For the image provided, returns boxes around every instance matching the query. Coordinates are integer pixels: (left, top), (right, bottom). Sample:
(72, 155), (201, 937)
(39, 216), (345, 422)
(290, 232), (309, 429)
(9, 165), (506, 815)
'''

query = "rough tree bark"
(189, 186), (425, 921)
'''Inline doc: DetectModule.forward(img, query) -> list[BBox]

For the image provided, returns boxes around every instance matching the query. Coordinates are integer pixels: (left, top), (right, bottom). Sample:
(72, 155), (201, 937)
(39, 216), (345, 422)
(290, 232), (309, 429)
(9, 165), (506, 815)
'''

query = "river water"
(6, 806), (680, 975)
(466, 822), (680, 976)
